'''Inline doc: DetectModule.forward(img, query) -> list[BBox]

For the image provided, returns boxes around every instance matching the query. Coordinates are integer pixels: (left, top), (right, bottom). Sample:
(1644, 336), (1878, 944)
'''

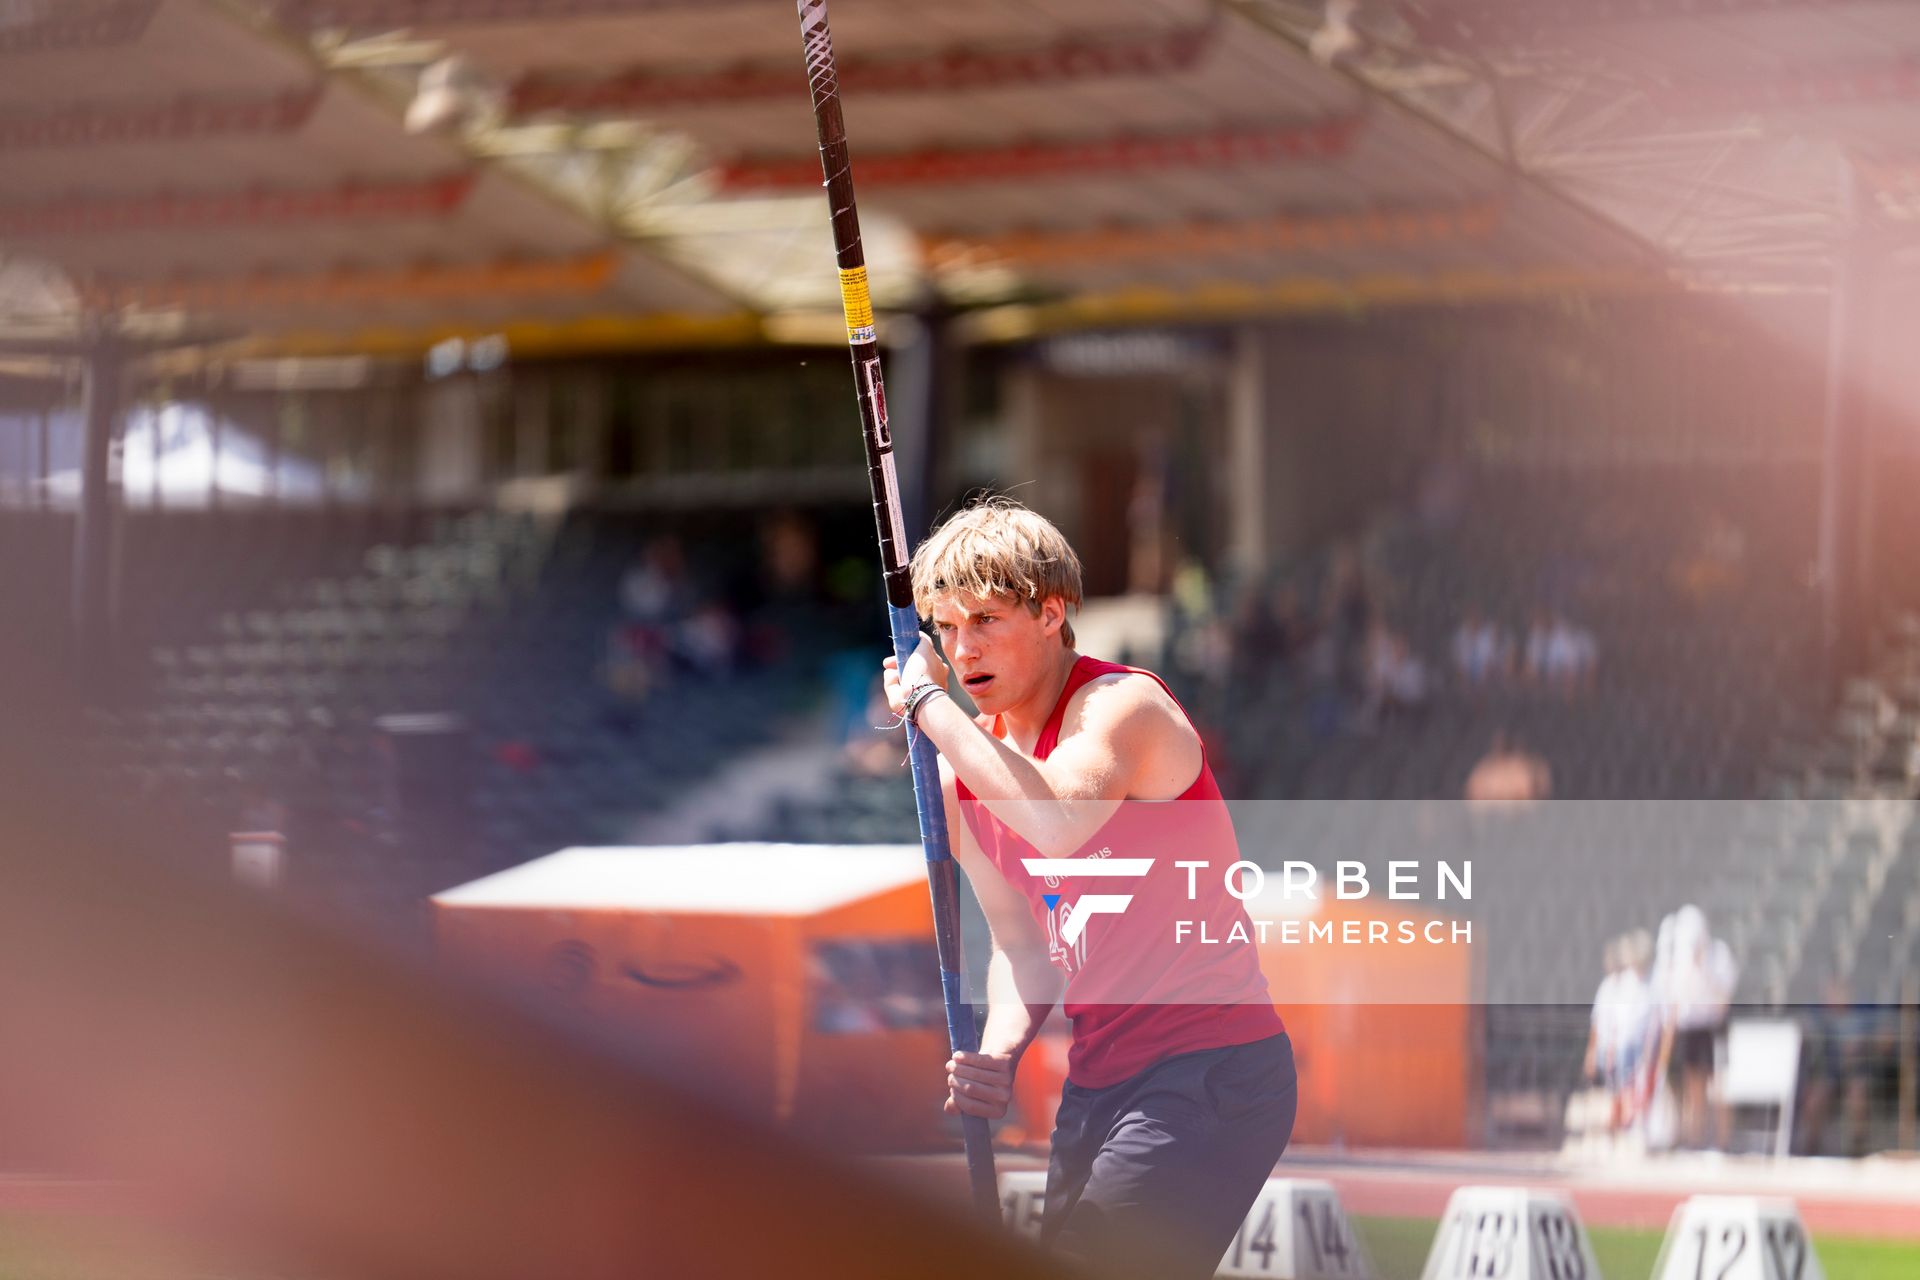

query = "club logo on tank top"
(1043, 898), (1088, 973)
(1027, 845), (1155, 975)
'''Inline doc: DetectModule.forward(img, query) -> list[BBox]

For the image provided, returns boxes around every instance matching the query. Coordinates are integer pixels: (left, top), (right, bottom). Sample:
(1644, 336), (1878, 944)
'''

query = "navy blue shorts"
(1041, 1032), (1298, 1280)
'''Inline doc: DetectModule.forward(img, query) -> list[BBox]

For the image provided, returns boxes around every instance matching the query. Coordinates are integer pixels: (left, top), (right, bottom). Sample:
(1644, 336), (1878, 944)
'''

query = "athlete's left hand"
(882, 631), (952, 717)
(944, 1050), (1015, 1119)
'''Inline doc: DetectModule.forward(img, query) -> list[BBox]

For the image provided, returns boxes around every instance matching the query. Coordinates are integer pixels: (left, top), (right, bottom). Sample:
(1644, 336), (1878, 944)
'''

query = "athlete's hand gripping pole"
(789, 0), (999, 1221)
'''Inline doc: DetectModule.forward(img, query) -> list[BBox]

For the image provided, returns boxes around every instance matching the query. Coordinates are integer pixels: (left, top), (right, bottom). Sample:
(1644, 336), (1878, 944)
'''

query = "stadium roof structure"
(1260, 0), (1920, 297)
(265, 0), (1668, 340)
(0, 0), (1667, 360)
(5, 0), (1917, 359)
(0, 0), (741, 363)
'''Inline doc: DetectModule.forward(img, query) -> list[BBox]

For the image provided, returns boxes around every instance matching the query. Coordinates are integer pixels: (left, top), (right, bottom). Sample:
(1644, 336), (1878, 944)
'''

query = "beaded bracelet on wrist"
(903, 682), (949, 726)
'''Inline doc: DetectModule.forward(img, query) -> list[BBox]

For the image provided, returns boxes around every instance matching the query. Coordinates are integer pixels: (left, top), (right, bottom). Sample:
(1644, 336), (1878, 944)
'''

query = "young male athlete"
(882, 498), (1296, 1280)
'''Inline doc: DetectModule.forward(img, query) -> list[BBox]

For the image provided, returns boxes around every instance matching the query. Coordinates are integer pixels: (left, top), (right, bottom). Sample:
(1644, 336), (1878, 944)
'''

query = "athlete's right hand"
(944, 1050), (1015, 1119)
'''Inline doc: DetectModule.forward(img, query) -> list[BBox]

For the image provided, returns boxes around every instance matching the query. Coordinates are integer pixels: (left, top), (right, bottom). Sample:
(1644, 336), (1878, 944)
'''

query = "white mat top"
(432, 843), (928, 916)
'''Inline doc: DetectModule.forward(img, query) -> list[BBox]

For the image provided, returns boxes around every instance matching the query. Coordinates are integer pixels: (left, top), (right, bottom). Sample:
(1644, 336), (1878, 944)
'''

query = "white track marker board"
(998, 1169), (1048, 1244)
(1220, 1179), (1373, 1279)
(1652, 1196), (1823, 1280)
(1421, 1187), (1601, 1280)
(999, 1171), (1372, 1278)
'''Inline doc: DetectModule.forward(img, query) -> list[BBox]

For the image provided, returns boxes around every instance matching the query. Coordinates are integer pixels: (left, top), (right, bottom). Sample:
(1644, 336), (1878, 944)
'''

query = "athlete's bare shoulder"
(1061, 668), (1202, 800)
(1065, 667), (1189, 730)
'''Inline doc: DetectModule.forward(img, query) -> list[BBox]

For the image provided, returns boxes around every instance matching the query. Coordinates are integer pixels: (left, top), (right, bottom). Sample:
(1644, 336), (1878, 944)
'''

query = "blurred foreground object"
(0, 664), (1067, 1280)
(433, 843), (954, 1151)
(405, 54), (501, 135)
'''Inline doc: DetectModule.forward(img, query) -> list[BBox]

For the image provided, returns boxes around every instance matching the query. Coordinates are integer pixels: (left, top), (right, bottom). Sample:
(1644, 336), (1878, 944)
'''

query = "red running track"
(6, 1155), (1920, 1243)
(908, 1151), (1920, 1243)
(1316, 1165), (1920, 1241)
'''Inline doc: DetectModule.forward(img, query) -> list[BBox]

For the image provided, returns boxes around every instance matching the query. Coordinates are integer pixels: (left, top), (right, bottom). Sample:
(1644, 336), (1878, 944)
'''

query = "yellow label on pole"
(839, 266), (876, 344)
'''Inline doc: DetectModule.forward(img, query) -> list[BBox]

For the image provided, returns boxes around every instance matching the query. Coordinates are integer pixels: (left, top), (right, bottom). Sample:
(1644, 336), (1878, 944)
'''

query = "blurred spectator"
(1451, 606), (1511, 689)
(1359, 621), (1429, 729)
(1582, 937), (1626, 1091)
(1645, 913), (1680, 1151)
(619, 536), (690, 628)
(1465, 731), (1552, 803)
(1583, 934), (1659, 1140)
(759, 511), (819, 597)
(607, 538), (689, 711)
(1414, 452), (1469, 531)
(1659, 904), (1736, 1150)
(1796, 976), (1898, 1156)
(1525, 609), (1598, 695)
(1171, 556), (1216, 625)
(1170, 557), (1231, 702)
(750, 511), (829, 664)
(810, 941), (943, 1033)
(1599, 930), (1660, 1138)
(1671, 509), (1748, 603)
(1301, 619), (1344, 740)
(1228, 580), (1301, 699)
(608, 534), (746, 691)
(1522, 609), (1552, 683)
(604, 632), (655, 711)
(1387, 632), (1430, 716)
(1322, 544), (1374, 697)
(811, 943), (889, 1034)
(1269, 584), (1306, 658)
(1127, 435), (1173, 594)
(678, 600), (741, 678)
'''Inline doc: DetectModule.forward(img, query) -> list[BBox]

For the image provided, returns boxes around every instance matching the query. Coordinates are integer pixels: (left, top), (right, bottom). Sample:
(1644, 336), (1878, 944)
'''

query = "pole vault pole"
(789, 0), (999, 1220)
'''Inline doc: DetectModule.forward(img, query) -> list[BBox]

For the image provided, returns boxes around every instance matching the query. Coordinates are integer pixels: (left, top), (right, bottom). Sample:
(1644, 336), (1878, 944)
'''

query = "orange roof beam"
(509, 24), (1216, 116)
(82, 250), (620, 311)
(278, 0), (747, 29)
(0, 88), (323, 152)
(718, 117), (1363, 192)
(0, 174), (476, 239)
(963, 266), (1672, 339)
(926, 201), (1505, 268)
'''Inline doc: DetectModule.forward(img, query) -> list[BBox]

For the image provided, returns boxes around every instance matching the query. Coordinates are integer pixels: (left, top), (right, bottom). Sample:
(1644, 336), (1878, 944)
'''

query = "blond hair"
(910, 497), (1083, 647)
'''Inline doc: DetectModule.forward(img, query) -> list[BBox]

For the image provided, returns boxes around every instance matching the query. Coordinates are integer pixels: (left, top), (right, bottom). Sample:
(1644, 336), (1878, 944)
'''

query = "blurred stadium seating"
(31, 504), (868, 944)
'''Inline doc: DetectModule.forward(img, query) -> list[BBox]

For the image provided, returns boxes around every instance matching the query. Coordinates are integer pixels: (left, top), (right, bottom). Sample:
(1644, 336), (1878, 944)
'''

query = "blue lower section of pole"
(889, 602), (999, 1217)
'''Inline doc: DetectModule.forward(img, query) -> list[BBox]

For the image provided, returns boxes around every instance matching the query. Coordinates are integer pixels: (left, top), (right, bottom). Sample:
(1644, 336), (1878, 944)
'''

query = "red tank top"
(955, 655), (1284, 1088)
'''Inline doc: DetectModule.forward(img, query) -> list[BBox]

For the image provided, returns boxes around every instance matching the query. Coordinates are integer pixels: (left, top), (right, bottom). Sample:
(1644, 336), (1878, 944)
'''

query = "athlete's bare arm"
(938, 756), (1063, 1119)
(891, 634), (1203, 856)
